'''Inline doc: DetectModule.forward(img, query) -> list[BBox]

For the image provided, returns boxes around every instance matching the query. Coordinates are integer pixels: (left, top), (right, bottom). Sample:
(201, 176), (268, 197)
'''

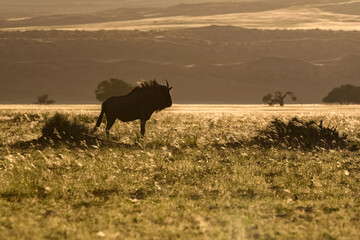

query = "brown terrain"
(0, 0), (359, 103)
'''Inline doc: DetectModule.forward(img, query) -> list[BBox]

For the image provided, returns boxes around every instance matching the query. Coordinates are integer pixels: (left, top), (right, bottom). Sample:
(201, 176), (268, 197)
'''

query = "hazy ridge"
(0, 0), (357, 31)
(1, 0), (359, 103)
(0, 0), (334, 19)
(1, 26), (360, 103)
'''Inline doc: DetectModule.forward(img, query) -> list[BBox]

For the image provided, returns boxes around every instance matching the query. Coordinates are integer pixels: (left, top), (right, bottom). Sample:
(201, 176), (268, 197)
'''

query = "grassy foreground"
(0, 105), (359, 240)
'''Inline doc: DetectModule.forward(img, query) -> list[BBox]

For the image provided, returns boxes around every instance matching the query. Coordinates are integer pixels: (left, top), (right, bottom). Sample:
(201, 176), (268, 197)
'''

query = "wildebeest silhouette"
(93, 79), (172, 137)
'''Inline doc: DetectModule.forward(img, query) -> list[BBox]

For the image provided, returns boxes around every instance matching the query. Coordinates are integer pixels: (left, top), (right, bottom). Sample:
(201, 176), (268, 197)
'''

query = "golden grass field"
(0, 104), (359, 239)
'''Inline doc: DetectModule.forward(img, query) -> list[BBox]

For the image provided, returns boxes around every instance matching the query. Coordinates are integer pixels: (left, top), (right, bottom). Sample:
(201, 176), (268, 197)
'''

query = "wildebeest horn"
(166, 79), (169, 88)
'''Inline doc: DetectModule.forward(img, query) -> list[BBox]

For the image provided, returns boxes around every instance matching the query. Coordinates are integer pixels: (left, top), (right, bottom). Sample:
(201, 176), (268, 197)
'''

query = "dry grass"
(0, 104), (359, 240)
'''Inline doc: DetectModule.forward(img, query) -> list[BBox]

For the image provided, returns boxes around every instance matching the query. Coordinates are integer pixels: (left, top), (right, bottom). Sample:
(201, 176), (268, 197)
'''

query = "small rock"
(96, 231), (105, 237)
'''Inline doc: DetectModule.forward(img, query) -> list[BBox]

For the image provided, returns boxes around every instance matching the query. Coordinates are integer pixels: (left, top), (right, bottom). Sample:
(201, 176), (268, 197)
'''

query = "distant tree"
(95, 78), (134, 102)
(263, 91), (297, 106)
(262, 93), (273, 105)
(35, 94), (55, 105)
(323, 84), (360, 104)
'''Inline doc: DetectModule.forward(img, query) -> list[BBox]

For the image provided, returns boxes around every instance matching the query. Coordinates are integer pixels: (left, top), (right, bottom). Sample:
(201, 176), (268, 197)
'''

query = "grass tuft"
(41, 113), (90, 141)
(253, 117), (348, 149)
(12, 113), (110, 149)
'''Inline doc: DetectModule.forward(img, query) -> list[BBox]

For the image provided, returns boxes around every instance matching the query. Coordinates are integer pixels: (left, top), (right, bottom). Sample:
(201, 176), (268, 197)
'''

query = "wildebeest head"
(137, 79), (173, 111)
(156, 80), (173, 110)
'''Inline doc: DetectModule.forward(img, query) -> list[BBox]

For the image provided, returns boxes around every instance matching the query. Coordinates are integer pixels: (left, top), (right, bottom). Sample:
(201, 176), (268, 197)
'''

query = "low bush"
(42, 113), (90, 141)
(252, 117), (348, 149)
(35, 113), (108, 148)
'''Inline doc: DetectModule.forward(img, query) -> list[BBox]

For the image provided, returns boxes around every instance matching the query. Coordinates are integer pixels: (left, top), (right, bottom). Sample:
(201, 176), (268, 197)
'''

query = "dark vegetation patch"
(252, 118), (349, 150)
(91, 188), (119, 198)
(231, 187), (256, 199)
(12, 113), (111, 149)
(128, 188), (148, 200)
(214, 117), (357, 151)
(12, 113), (43, 123)
(213, 141), (243, 150)
(0, 191), (29, 202)
(41, 113), (90, 141)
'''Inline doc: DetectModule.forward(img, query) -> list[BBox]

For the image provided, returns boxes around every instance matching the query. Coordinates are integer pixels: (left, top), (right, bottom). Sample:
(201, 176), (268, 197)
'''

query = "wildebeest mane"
(125, 79), (170, 112)
(127, 80), (160, 95)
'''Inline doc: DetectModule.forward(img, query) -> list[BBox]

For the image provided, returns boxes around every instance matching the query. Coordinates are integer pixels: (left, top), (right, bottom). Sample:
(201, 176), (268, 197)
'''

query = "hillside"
(0, 0), (330, 23)
(1, 25), (360, 103)
(0, 0), (358, 31)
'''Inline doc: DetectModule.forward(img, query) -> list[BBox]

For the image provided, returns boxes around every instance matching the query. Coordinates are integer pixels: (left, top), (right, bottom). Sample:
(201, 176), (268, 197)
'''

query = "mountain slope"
(1, 26), (360, 104)
(0, 1), (312, 28)
(0, 56), (357, 104)
(1, 0), (357, 31)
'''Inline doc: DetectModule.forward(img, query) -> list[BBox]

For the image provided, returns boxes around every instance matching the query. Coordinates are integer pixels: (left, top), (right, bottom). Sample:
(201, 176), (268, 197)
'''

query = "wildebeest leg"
(140, 120), (146, 137)
(105, 117), (116, 137)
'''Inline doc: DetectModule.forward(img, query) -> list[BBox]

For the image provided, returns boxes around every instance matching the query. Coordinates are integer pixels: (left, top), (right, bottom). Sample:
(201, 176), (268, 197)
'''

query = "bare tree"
(263, 91), (296, 106)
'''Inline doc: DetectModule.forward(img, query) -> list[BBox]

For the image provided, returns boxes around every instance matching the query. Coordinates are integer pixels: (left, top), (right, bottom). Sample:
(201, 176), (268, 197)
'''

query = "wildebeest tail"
(95, 108), (104, 127)
(92, 107), (104, 132)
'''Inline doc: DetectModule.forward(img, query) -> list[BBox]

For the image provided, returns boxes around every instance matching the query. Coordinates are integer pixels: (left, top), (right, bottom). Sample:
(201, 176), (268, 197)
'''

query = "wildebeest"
(92, 79), (172, 137)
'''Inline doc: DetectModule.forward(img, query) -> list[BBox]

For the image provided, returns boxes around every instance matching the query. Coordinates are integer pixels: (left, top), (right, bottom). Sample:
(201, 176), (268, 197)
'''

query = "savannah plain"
(1, 0), (360, 239)
(0, 104), (359, 239)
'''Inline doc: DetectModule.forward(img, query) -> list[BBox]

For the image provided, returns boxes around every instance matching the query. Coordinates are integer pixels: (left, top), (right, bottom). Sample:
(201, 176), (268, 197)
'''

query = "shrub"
(252, 117), (348, 149)
(41, 113), (90, 141)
